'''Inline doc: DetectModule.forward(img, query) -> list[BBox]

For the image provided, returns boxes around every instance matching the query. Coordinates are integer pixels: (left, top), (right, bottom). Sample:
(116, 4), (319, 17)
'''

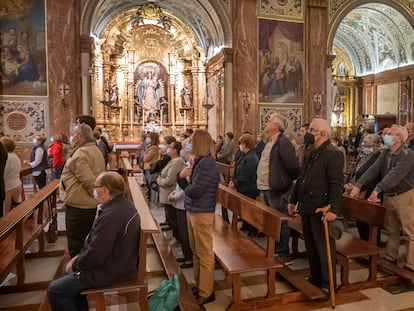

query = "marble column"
(305, 1), (329, 122)
(46, 0), (81, 137)
(232, 0), (257, 139)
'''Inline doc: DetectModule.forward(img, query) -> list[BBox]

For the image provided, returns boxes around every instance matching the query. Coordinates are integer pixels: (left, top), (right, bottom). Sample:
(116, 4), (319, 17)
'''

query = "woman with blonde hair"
(177, 129), (219, 306)
(0, 136), (21, 215)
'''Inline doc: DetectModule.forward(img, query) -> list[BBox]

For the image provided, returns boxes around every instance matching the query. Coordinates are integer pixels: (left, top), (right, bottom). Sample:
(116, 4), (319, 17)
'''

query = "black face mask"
(304, 132), (315, 145)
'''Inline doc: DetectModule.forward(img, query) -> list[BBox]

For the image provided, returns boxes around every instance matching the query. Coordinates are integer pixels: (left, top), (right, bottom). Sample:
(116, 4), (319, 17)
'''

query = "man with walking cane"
(288, 118), (344, 306)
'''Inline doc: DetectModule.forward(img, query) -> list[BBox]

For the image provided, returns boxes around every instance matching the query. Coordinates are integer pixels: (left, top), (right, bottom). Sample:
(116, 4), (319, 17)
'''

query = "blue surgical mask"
(33, 138), (38, 145)
(50, 137), (54, 143)
(186, 143), (192, 153)
(383, 135), (394, 148)
(166, 148), (171, 156)
(362, 147), (374, 155)
(179, 149), (186, 159)
(69, 135), (74, 145)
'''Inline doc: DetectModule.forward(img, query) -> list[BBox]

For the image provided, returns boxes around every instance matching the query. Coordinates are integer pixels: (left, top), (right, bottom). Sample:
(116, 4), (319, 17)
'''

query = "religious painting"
(258, 19), (304, 104)
(259, 105), (302, 133)
(0, 0), (47, 96)
(0, 100), (47, 142)
(258, 0), (304, 21)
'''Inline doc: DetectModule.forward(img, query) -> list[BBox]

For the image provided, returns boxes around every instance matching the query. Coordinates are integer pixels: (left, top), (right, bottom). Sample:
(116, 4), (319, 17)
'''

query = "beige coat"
(157, 157), (185, 204)
(143, 145), (159, 170)
(59, 141), (106, 209)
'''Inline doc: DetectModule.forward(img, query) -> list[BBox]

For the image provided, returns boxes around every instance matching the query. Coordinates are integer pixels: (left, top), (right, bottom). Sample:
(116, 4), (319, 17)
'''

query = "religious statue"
(136, 68), (162, 111)
(160, 96), (168, 123)
(181, 85), (192, 107)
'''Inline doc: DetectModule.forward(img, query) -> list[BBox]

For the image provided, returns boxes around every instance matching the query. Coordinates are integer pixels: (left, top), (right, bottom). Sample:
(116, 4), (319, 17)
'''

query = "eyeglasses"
(309, 128), (320, 134)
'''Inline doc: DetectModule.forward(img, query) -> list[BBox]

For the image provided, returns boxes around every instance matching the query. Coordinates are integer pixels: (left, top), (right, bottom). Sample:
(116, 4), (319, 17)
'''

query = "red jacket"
(48, 142), (64, 169)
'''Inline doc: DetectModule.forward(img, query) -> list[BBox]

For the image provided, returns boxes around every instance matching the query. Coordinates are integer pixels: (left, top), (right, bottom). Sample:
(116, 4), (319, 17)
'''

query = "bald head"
(97, 171), (126, 198)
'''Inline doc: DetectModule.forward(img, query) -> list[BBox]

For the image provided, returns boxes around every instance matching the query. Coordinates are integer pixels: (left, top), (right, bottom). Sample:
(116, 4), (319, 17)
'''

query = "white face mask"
(93, 188), (100, 201)
(33, 138), (38, 145)
(239, 144), (244, 152)
(145, 137), (151, 144)
(69, 135), (74, 145)
(50, 137), (54, 143)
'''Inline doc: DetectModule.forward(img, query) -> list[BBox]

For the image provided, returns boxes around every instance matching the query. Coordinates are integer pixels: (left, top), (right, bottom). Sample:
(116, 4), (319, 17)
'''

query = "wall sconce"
(400, 76), (411, 114)
(313, 93), (322, 113)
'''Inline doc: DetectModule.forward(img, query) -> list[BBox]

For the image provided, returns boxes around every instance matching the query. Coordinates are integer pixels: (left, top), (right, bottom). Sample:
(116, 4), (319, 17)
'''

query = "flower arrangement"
(145, 121), (161, 135)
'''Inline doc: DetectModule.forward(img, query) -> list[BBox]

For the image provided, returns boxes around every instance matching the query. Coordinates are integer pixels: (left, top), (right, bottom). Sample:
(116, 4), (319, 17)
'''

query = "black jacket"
(233, 149), (259, 194)
(269, 133), (300, 196)
(290, 140), (344, 215)
(72, 196), (141, 287)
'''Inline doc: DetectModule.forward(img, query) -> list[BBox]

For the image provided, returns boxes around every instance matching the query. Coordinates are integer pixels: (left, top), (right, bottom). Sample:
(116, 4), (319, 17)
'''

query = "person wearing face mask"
(24, 134), (49, 189)
(288, 118), (344, 301)
(350, 125), (414, 272)
(60, 124), (106, 258)
(216, 132), (234, 164)
(229, 133), (259, 236)
(344, 134), (382, 242)
(48, 171), (140, 311)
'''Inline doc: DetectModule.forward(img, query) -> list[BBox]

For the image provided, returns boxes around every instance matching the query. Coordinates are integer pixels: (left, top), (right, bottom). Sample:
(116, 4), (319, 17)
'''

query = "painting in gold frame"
(0, 0), (47, 96)
(259, 19), (304, 105)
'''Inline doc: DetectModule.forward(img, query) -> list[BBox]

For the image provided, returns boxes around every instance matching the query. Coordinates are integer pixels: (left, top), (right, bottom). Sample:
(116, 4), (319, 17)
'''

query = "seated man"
(47, 171), (141, 311)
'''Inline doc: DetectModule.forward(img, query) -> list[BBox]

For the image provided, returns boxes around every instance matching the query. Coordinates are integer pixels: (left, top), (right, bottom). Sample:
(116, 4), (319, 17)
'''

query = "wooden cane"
(315, 204), (335, 309)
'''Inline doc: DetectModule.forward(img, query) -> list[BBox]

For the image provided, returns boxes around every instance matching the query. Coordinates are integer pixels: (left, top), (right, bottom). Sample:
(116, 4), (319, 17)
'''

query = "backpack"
(148, 274), (180, 311)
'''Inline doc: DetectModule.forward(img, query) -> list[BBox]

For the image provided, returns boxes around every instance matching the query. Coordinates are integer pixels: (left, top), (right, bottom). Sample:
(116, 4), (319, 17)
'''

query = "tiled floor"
(1, 177), (414, 310)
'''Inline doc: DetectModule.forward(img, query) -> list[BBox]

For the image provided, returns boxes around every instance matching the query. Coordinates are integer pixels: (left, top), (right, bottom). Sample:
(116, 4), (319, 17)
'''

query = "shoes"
(191, 286), (199, 296)
(159, 222), (169, 226)
(180, 262), (193, 268)
(275, 253), (293, 265)
(317, 287), (330, 302)
(176, 257), (186, 262)
(197, 292), (215, 305)
(168, 238), (180, 247)
(161, 226), (172, 231)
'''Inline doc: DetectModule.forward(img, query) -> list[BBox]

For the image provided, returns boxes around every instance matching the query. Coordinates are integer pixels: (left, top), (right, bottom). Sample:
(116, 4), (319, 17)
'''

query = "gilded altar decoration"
(258, 0), (304, 22)
(1, 100), (46, 141)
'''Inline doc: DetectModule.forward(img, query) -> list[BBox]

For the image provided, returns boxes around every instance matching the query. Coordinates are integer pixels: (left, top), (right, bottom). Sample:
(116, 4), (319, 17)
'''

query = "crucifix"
(58, 83), (70, 109)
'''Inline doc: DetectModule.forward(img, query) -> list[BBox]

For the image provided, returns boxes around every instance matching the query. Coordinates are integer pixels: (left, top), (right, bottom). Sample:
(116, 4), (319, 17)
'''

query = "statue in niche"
(136, 68), (161, 111)
(181, 83), (192, 108)
(160, 96), (168, 123)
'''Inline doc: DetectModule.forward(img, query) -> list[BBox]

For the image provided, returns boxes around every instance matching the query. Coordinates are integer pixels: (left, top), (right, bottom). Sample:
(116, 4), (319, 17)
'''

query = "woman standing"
(48, 134), (65, 180)
(229, 133), (259, 236)
(0, 137), (21, 215)
(25, 135), (49, 189)
(142, 132), (160, 202)
(177, 130), (219, 306)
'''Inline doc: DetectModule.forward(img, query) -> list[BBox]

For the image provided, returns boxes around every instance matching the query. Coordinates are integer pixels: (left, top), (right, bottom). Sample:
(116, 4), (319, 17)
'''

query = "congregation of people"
(1, 114), (414, 309)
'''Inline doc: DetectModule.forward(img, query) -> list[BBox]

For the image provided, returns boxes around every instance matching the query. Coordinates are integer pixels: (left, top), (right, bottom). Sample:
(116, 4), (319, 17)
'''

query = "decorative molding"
(258, 0), (304, 22)
(258, 104), (303, 132)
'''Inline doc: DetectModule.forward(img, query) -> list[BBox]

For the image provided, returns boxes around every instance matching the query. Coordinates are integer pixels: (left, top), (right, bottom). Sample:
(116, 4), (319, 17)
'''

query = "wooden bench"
(81, 177), (159, 311)
(0, 179), (61, 294)
(121, 157), (134, 176)
(214, 184), (322, 310)
(19, 166), (37, 201)
(216, 161), (234, 185)
(289, 195), (387, 289)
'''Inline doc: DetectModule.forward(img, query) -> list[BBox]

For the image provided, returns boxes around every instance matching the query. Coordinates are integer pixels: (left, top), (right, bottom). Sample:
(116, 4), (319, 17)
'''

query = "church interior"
(2, 0), (414, 310)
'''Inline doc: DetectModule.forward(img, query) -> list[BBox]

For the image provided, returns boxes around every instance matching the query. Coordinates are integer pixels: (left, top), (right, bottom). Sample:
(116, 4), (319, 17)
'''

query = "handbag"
(148, 274), (180, 311)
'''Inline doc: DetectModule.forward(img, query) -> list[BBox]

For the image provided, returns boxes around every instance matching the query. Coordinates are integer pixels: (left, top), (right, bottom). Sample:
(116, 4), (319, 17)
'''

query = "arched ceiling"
(80, 0), (231, 58)
(332, 3), (414, 76)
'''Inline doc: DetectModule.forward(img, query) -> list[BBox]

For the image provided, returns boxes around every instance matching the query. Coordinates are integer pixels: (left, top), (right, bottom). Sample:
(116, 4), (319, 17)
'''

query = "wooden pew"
(19, 166), (37, 201)
(82, 177), (159, 311)
(121, 157), (134, 176)
(0, 179), (60, 294)
(288, 195), (388, 289)
(214, 184), (324, 310)
(216, 161), (234, 185)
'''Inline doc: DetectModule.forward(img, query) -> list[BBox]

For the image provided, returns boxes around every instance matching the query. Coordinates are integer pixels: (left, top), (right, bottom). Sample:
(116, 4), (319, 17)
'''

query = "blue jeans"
(47, 273), (89, 311)
(262, 190), (291, 255)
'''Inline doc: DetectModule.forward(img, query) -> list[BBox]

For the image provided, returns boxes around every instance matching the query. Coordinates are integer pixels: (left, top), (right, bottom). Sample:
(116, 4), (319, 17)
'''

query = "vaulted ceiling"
(332, 3), (414, 76)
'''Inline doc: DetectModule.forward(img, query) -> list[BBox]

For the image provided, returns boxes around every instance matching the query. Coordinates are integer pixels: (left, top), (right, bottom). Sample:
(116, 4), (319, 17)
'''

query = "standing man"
(60, 124), (106, 257)
(288, 118), (344, 300)
(48, 171), (141, 311)
(257, 113), (300, 258)
(350, 125), (414, 272)
(404, 122), (414, 150)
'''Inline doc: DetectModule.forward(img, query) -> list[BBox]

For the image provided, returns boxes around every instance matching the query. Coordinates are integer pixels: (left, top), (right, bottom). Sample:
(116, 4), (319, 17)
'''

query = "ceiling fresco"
(333, 3), (414, 76)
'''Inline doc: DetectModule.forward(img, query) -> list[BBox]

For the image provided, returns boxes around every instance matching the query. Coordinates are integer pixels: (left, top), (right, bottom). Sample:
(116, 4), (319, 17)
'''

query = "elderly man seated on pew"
(47, 171), (141, 311)
(350, 124), (414, 272)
